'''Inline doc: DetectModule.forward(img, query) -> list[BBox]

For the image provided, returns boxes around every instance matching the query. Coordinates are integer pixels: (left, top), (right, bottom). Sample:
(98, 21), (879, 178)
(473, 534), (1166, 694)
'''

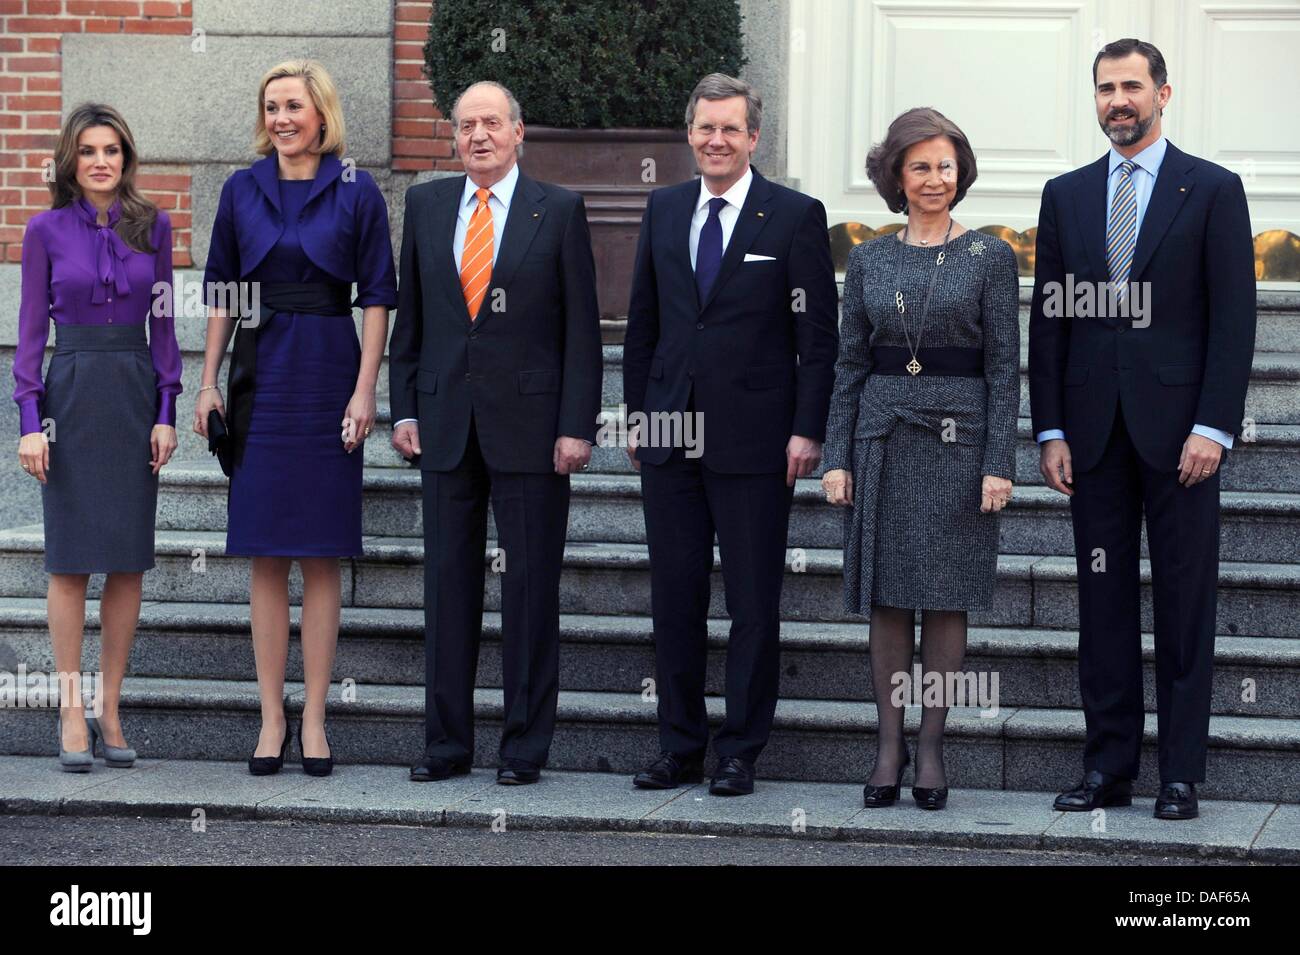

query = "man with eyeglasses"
(623, 73), (839, 795)
(390, 80), (602, 787)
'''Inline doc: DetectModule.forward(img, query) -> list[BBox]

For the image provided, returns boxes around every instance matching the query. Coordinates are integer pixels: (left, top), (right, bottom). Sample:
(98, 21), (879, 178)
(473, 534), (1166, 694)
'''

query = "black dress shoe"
(497, 759), (541, 785)
(632, 752), (705, 790)
(709, 756), (755, 796)
(1053, 770), (1133, 811)
(862, 750), (910, 808)
(1153, 781), (1198, 820)
(409, 754), (472, 782)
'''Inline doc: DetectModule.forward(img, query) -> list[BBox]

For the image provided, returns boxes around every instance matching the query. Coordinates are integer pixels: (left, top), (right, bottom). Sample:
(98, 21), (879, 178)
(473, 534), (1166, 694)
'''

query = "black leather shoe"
(497, 759), (541, 785)
(708, 756), (755, 796)
(248, 721), (292, 776)
(862, 750), (910, 808)
(409, 755), (472, 782)
(632, 752), (704, 789)
(1053, 770), (1133, 811)
(1153, 782), (1198, 820)
(912, 786), (949, 810)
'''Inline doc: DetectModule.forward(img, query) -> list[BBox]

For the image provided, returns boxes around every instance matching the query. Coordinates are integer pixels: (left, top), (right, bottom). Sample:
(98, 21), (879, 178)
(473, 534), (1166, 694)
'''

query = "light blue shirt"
(1106, 135), (1166, 238)
(1036, 136), (1232, 450)
(394, 164), (521, 431)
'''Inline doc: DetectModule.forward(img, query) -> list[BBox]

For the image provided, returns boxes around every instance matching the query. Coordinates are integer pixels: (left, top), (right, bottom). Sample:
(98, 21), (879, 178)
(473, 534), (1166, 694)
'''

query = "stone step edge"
(204, 401), (1300, 439)
(25, 677), (1299, 750)
(1, 599), (1296, 664)
(0, 756), (1289, 862)
(3, 527), (1297, 591)
(153, 462), (1300, 515)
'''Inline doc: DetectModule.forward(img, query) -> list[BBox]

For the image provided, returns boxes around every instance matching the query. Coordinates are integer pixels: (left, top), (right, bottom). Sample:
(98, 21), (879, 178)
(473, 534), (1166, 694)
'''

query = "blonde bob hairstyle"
(252, 58), (346, 157)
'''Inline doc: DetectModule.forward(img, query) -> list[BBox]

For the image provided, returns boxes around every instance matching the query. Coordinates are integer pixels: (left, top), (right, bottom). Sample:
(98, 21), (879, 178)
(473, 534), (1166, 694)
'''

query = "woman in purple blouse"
(193, 60), (396, 776)
(13, 103), (182, 772)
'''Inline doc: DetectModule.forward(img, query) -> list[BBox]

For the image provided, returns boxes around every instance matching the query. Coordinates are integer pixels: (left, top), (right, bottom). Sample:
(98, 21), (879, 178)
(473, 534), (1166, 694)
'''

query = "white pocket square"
(743, 253), (776, 262)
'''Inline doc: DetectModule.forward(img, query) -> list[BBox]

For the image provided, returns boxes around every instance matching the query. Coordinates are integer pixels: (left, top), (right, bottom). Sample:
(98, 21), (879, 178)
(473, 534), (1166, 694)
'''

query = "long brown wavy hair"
(50, 103), (158, 253)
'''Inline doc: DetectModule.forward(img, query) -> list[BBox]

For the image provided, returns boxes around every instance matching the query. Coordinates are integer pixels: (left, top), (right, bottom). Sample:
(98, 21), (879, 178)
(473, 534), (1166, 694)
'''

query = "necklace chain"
(894, 219), (954, 375)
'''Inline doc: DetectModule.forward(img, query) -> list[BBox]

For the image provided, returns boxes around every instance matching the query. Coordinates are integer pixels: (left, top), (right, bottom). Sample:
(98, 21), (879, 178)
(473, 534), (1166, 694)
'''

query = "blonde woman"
(193, 60), (396, 776)
(13, 103), (181, 771)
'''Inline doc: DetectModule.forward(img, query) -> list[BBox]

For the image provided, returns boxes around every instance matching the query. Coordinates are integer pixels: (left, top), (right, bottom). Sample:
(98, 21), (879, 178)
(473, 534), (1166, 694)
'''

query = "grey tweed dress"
(822, 230), (1020, 613)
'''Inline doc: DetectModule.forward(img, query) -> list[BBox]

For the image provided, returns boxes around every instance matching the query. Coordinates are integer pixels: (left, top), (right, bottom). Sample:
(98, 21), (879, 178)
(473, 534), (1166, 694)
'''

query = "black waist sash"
(869, 345), (984, 378)
(226, 281), (352, 467)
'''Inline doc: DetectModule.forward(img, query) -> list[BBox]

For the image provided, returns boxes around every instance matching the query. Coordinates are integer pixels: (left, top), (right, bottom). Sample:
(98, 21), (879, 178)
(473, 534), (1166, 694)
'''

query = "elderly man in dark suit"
(1029, 39), (1256, 819)
(389, 80), (602, 786)
(623, 73), (839, 795)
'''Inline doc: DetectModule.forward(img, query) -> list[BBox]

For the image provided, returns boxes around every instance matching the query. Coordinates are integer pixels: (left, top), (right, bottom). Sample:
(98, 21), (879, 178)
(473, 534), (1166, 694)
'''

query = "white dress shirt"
(452, 161), (519, 269)
(1035, 137), (1232, 450)
(394, 164), (521, 430)
(689, 165), (753, 270)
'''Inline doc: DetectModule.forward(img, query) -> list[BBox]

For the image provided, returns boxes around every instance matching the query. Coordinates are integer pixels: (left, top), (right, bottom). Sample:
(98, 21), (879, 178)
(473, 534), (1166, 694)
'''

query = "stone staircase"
(1, 288), (1298, 805)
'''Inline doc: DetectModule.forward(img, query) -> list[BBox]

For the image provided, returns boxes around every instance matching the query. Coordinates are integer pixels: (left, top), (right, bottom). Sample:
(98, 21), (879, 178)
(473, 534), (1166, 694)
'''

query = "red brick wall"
(0, 0), (456, 267)
(0, 1), (194, 265)
(393, 0), (457, 172)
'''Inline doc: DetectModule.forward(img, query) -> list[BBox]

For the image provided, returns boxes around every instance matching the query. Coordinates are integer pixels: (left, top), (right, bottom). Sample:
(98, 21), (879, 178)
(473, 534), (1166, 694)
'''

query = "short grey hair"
(450, 80), (524, 157)
(684, 73), (762, 132)
(450, 80), (523, 127)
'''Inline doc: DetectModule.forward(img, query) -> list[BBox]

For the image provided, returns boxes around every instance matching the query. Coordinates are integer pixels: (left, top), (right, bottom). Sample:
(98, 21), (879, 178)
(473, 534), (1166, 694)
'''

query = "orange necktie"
(460, 187), (494, 320)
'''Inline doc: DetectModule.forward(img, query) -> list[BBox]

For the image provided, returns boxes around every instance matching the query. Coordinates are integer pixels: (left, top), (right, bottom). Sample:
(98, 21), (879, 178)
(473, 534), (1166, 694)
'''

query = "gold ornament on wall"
(831, 223), (1300, 280)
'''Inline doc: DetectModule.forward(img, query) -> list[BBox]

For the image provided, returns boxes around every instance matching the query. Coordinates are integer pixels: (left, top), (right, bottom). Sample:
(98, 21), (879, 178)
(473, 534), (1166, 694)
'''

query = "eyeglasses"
(689, 123), (750, 139)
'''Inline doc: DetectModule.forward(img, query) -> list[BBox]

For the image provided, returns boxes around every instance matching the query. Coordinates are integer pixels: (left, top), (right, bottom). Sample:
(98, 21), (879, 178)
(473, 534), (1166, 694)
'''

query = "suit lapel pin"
(532, 212), (540, 218)
(756, 211), (765, 218)
(1179, 187), (1186, 192)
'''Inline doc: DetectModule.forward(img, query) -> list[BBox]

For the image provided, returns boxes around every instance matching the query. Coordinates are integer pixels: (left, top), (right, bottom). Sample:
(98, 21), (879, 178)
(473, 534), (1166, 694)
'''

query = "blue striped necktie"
(1107, 159), (1138, 297)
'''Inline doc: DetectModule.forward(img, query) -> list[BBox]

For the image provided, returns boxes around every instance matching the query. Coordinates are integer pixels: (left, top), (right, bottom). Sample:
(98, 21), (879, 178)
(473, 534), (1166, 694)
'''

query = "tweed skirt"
(845, 419), (999, 614)
(40, 323), (159, 574)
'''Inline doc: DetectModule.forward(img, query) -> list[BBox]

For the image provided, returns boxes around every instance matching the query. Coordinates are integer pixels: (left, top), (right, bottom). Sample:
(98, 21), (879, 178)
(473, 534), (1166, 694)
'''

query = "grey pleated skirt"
(40, 323), (159, 573)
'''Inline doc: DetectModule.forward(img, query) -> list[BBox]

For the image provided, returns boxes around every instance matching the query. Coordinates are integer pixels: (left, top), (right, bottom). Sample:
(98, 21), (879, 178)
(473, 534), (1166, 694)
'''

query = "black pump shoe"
(298, 723), (334, 777)
(248, 721), (292, 776)
(912, 785), (949, 810)
(862, 750), (910, 808)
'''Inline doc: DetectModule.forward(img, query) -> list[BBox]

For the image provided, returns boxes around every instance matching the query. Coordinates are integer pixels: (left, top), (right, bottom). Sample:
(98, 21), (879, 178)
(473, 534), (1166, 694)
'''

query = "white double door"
(787, 0), (1300, 238)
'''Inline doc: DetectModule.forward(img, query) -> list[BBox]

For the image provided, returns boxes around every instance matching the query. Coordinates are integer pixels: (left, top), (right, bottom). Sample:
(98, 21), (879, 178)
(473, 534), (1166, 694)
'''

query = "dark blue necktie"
(695, 196), (727, 302)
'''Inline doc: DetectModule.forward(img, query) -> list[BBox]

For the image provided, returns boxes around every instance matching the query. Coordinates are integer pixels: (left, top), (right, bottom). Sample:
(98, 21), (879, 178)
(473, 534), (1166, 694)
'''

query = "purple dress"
(204, 159), (396, 558)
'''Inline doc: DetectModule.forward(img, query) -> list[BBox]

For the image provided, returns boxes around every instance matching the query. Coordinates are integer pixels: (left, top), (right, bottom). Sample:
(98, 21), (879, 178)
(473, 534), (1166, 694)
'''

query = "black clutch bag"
(207, 408), (233, 477)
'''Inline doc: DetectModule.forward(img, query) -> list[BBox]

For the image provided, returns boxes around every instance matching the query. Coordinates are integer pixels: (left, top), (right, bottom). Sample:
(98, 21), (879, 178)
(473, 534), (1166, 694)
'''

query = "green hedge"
(424, 0), (747, 128)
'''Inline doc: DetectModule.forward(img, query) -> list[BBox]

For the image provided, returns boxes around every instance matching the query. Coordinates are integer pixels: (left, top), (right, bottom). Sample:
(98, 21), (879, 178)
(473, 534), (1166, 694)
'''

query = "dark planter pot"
(521, 127), (697, 342)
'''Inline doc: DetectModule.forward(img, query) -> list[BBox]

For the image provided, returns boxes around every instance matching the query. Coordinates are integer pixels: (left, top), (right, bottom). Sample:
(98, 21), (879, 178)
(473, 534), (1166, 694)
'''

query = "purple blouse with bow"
(13, 197), (183, 436)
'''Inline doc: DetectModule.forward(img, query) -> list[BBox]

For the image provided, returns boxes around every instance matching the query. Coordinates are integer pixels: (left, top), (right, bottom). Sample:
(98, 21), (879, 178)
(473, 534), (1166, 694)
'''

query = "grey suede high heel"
(86, 714), (137, 768)
(57, 714), (93, 773)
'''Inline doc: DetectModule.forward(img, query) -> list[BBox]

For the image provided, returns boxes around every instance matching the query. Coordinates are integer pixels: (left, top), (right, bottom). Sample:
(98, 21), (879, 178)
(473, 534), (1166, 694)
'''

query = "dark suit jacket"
(1028, 141), (1256, 473)
(389, 169), (602, 473)
(622, 167), (839, 473)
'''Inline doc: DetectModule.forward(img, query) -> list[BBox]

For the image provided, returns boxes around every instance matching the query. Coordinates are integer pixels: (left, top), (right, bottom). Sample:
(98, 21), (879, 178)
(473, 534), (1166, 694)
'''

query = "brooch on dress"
(969, 238), (986, 256)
